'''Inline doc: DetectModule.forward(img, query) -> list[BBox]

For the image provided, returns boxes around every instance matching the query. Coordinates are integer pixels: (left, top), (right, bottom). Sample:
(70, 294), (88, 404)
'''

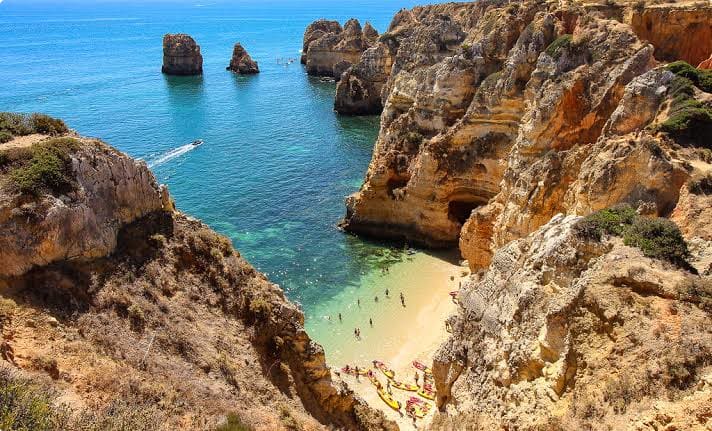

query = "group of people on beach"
(325, 288), (408, 339)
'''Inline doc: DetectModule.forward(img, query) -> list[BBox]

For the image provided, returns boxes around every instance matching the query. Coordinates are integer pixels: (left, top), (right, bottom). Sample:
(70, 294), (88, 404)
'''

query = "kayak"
(374, 360), (395, 379)
(418, 387), (436, 400)
(377, 388), (401, 411)
(391, 380), (419, 391)
(412, 360), (433, 375)
(407, 404), (428, 419)
(341, 366), (368, 376)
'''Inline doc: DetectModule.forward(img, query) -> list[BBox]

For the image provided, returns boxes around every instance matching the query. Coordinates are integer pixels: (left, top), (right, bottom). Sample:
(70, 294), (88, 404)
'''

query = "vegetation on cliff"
(3, 138), (80, 195)
(658, 62), (712, 143)
(0, 112), (68, 140)
(575, 205), (692, 269)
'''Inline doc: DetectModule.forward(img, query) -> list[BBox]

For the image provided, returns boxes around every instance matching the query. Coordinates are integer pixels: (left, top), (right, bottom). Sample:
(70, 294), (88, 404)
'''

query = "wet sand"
(305, 251), (467, 428)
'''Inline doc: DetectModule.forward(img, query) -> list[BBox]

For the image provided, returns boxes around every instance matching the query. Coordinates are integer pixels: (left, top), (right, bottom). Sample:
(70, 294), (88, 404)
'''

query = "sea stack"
(301, 18), (378, 78)
(162, 33), (203, 76)
(226, 43), (259, 74)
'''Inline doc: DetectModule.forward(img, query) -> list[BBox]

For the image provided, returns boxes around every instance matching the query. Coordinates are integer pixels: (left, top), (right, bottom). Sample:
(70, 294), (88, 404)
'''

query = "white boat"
(191, 139), (204, 147)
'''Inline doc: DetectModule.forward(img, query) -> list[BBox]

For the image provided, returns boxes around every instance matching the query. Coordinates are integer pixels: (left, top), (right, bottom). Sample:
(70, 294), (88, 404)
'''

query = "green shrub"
(0, 112), (68, 139)
(574, 204), (637, 240)
(575, 205), (692, 269)
(623, 218), (691, 267)
(688, 174), (712, 195)
(248, 297), (272, 318)
(9, 138), (79, 195)
(214, 413), (253, 431)
(657, 76), (712, 144)
(545, 34), (573, 59)
(667, 61), (712, 93)
(28, 114), (68, 136)
(0, 131), (12, 144)
(0, 368), (71, 431)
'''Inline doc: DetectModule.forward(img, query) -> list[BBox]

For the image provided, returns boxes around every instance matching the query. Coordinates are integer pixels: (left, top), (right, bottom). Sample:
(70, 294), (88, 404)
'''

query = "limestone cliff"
(162, 34), (203, 76)
(302, 19), (379, 78)
(433, 214), (712, 430)
(0, 128), (395, 431)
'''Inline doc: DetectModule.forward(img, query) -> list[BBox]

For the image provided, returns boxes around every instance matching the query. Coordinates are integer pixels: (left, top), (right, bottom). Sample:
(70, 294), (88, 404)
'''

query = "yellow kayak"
(377, 388), (401, 411)
(368, 374), (381, 388)
(391, 380), (419, 391)
(418, 387), (436, 400)
(341, 366), (368, 376)
(412, 360), (433, 375)
(408, 404), (428, 419)
(374, 360), (395, 379)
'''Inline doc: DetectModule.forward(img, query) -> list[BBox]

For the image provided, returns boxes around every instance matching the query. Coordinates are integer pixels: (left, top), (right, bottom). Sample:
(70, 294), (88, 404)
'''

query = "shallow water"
(0, 0), (456, 352)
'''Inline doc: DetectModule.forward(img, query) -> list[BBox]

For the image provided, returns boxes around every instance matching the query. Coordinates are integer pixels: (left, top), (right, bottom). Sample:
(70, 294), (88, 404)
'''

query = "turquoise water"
(0, 0), (443, 325)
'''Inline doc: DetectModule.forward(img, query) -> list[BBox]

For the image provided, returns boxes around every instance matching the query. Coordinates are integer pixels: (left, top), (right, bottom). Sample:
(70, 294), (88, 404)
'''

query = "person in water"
(338, 313), (342, 322)
(357, 299), (361, 307)
(375, 296), (379, 303)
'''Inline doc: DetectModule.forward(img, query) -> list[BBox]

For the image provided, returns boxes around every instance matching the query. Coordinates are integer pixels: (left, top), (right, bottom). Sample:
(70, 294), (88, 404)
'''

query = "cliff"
(325, 1), (712, 429)
(433, 214), (712, 430)
(162, 34), (203, 76)
(302, 19), (379, 78)
(0, 119), (395, 431)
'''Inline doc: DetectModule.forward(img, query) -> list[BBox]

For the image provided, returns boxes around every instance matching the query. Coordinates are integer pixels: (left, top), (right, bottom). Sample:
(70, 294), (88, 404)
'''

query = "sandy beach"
(305, 251), (467, 429)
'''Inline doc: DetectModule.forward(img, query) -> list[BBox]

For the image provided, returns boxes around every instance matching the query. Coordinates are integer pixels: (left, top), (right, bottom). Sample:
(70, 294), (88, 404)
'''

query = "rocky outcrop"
(162, 34), (203, 76)
(340, 0), (712, 265)
(628, 3), (712, 66)
(432, 214), (712, 430)
(227, 43), (259, 74)
(302, 19), (379, 77)
(0, 136), (165, 278)
(700, 53), (712, 70)
(0, 131), (395, 430)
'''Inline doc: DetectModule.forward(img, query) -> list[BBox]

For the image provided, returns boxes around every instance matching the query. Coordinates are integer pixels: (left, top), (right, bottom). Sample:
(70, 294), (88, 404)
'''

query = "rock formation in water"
(301, 18), (379, 78)
(162, 33), (203, 76)
(0, 120), (396, 431)
(227, 43), (259, 74)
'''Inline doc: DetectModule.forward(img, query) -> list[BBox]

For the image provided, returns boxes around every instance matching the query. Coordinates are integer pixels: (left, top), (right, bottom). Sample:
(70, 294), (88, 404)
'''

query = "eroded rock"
(162, 33), (203, 76)
(227, 43), (259, 74)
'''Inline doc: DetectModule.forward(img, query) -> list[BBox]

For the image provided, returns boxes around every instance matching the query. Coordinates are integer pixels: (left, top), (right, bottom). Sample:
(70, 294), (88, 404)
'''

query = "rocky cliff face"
(433, 214), (712, 430)
(227, 43), (259, 74)
(302, 19), (379, 78)
(0, 131), (395, 430)
(162, 34), (203, 76)
(338, 0), (712, 259)
(330, 1), (712, 428)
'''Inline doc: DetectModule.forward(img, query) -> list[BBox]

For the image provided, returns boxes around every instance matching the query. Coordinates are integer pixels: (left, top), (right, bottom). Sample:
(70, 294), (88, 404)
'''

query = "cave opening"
(386, 176), (410, 199)
(448, 200), (481, 225)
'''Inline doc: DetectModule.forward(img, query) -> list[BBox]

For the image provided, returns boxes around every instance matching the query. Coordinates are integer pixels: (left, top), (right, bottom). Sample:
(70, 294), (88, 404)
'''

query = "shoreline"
(305, 251), (467, 428)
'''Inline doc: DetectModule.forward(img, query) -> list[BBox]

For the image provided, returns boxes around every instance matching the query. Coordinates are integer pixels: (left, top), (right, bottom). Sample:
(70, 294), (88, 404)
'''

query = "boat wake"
(147, 142), (199, 168)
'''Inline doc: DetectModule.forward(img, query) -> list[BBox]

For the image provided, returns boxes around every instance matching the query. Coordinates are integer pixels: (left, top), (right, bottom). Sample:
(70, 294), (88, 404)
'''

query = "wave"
(147, 142), (199, 168)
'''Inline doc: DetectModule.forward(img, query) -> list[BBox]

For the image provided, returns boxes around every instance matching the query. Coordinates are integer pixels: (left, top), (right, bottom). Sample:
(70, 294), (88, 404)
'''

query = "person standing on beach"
(369, 318), (373, 327)
(357, 298), (360, 307)
(415, 372), (419, 385)
(338, 313), (342, 322)
(387, 379), (392, 394)
(375, 296), (379, 303)
(385, 288), (389, 297)
(400, 292), (405, 307)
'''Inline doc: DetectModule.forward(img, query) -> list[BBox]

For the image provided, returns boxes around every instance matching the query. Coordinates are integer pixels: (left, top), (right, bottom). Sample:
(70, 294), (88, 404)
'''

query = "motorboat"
(191, 139), (204, 147)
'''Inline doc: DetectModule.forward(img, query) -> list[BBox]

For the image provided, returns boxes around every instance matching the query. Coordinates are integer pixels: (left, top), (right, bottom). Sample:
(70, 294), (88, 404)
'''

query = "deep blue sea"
(0, 0), (449, 341)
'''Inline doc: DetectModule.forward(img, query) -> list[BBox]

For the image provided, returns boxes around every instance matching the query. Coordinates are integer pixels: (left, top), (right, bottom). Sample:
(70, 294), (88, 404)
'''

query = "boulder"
(227, 43), (259, 74)
(162, 33), (203, 76)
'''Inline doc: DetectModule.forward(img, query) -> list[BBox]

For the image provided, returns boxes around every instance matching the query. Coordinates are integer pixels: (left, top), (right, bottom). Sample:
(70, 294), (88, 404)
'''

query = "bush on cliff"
(545, 34), (572, 59)
(658, 66), (712, 145)
(0, 112), (68, 140)
(575, 204), (692, 270)
(9, 137), (80, 196)
(688, 174), (712, 195)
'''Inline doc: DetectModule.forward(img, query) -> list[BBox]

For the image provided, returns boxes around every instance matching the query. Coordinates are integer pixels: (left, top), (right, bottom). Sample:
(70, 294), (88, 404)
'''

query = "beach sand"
(305, 251), (467, 429)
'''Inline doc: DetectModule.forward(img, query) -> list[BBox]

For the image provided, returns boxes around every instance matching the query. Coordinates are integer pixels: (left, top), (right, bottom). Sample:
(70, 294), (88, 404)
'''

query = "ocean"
(0, 0), (454, 363)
